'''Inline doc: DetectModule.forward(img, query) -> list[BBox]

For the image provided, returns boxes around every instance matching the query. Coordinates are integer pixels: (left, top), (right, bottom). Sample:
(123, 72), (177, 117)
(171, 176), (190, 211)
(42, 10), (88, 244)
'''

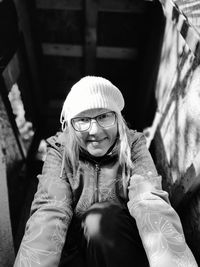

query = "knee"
(82, 202), (124, 243)
(83, 213), (102, 240)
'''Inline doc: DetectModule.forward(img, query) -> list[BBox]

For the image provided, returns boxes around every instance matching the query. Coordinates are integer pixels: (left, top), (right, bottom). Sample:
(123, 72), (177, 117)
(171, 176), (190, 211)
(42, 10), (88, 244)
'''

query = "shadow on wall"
(151, 2), (200, 263)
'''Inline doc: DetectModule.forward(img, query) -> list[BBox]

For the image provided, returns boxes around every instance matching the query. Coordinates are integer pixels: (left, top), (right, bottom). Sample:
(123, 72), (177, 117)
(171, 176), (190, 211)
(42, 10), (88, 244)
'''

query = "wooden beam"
(42, 43), (83, 57)
(13, 0), (44, 129)
(42, 43), (137, 60)
(36, 0), (145, 13)
(97, 46), (137, 60)
(84, 0), (98, 75)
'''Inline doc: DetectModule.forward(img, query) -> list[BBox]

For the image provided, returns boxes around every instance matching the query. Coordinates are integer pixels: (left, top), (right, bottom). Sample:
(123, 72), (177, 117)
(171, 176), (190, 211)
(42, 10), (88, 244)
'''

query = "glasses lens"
(97, 112), (116, 128)
(71, 117), (90, 131)
(71, 112), (116, 132)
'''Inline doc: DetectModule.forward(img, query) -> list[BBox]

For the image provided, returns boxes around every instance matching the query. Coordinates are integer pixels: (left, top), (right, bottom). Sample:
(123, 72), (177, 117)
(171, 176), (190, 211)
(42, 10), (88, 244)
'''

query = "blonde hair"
(116, 113), (134, 192)
(61, 112), (134, 195)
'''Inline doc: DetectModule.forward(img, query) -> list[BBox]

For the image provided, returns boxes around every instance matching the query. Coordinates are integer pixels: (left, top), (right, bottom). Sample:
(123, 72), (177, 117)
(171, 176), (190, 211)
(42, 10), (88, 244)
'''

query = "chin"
(89, 149), (106, 157)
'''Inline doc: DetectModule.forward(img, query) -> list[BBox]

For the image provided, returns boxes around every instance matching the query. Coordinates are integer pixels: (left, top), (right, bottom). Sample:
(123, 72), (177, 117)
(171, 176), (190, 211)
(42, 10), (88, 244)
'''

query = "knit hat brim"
(60, 76), (125, 125)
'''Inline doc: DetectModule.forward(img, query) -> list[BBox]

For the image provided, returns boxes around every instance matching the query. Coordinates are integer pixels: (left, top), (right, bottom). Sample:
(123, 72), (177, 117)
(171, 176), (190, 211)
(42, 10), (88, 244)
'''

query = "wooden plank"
(36, 0), (145, 13)
(84, 0), (98, 74)
(42, 43), (137, 60)
(0, 145), (15, 266)
(97, 46), (137, 59)
(42, 43), (83, 57)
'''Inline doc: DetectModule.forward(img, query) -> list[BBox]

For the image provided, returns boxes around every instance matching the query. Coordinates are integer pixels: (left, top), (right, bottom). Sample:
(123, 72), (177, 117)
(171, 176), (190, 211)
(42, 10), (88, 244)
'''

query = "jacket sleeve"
(14, 142), (73, 267)
(127, 133), (198, 266)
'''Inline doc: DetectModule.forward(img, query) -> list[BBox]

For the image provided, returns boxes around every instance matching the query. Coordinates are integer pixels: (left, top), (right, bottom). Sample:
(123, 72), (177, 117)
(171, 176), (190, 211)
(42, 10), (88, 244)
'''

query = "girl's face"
(72, 108), (118, 157)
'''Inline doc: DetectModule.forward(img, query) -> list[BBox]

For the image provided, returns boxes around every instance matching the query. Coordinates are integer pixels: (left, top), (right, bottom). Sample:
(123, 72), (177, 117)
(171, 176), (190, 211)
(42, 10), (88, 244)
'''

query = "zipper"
(94, 164), (100, 202)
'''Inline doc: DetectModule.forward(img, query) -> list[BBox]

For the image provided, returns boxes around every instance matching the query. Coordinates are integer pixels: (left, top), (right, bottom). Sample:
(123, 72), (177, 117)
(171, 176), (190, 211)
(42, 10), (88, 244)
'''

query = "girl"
(14, 76), (197, 267)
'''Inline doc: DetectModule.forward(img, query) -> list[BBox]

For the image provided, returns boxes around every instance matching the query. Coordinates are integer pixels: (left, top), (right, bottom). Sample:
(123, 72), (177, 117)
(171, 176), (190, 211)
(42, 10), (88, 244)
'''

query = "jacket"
(14, 130), (197, 267)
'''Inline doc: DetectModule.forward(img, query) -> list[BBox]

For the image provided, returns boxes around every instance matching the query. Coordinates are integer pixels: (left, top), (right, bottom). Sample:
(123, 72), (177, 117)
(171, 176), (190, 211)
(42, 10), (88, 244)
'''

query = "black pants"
(59, 202), (149, 267)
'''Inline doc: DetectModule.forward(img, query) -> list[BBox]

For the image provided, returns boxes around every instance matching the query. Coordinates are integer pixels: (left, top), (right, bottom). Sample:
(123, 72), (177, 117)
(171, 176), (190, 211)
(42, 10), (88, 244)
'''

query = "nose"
(89, 119), (101, 134)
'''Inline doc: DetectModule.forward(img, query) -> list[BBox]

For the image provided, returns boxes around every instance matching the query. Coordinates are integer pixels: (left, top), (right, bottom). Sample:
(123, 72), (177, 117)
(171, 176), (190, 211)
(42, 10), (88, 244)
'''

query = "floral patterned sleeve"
(127, 133), (198, 266)
(14, 143), (73, 267)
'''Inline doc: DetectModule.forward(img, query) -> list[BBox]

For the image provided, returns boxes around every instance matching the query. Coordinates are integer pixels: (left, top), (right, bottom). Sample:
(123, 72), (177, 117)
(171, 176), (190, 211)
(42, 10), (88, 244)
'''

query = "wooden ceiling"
(27, 0), (164, 137)
(36, 0), (143, 66)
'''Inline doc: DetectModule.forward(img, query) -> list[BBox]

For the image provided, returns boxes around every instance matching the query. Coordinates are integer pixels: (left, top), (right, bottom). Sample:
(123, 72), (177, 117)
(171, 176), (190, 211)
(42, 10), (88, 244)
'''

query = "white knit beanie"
(60, 76), (124, 127)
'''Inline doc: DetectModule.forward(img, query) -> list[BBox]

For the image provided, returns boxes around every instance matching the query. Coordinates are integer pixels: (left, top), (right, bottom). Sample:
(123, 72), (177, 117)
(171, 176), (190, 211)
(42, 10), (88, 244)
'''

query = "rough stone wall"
(151, 0), (200, 263)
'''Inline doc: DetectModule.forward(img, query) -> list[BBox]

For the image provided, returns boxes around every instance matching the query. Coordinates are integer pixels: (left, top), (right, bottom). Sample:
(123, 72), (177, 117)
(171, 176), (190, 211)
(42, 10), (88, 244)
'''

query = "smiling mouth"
(88, 138), (107, 143)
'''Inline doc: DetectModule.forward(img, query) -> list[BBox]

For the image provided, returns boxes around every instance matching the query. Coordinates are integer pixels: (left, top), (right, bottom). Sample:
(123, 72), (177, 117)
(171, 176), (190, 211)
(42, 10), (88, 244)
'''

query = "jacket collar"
(79, 137), (119, 164)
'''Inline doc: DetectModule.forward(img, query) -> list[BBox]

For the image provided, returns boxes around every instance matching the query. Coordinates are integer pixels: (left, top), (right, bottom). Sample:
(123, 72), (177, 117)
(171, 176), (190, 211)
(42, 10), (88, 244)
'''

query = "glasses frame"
(71, 111), (117, 132)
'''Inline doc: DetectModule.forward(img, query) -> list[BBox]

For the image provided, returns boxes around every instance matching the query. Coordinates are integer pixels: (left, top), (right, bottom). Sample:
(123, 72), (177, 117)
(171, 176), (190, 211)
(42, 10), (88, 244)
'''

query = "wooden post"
(84, 0), (99, 75)
(13, 0), (44, 130)
(0, 145), (15, 266)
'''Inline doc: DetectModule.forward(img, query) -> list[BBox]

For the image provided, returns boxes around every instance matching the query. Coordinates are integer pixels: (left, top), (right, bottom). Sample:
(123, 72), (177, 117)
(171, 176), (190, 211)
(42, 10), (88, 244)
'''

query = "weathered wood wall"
(150, 0), (200, 263)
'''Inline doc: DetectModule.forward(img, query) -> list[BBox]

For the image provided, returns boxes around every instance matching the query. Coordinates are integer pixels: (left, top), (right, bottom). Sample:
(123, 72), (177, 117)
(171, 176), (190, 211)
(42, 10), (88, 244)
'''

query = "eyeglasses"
(71, 111), (116, 132)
